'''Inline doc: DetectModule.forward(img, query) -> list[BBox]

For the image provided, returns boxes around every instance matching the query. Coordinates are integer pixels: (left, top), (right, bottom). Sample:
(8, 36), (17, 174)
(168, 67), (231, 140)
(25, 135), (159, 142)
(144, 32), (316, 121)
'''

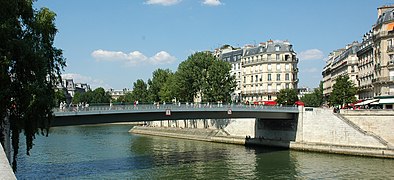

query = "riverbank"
(130, 126), (245, 145)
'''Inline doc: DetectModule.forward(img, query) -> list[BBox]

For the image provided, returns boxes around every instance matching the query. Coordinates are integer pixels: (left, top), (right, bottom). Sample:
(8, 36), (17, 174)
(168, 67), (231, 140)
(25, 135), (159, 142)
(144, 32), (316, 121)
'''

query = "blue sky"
(34, 0), (394, 90)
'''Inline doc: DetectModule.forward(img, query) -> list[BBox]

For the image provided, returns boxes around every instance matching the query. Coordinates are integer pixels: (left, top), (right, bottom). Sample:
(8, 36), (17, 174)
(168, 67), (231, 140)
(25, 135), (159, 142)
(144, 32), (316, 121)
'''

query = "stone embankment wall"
(131, 107), (394, 158)
(340, 109), (394, 147)
(0, 143), (16, 179)
(292, 107), (394, 158)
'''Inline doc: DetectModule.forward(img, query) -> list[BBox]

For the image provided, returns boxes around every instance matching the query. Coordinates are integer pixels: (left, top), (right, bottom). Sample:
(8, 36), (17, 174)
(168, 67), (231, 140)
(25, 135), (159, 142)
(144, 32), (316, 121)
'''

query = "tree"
(301, 82), (324, 107)
(159, 73), (177, 102)
(147, 69), (173, 102)
(174, 52), (236, 102)
(329, 75), (357, 107)
(276, 89), (299, 105)
(203, 59), (236, 102)
(71, 87), (111, 104)
(131, 79), (148, 102)
(54, 89), (67, 106)
(0, 1), (66, 171)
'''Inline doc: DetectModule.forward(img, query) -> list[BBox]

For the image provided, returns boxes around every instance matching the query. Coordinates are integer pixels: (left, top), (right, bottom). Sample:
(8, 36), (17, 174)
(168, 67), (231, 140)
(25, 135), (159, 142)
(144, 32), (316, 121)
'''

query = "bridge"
(52, 103), (299, 127)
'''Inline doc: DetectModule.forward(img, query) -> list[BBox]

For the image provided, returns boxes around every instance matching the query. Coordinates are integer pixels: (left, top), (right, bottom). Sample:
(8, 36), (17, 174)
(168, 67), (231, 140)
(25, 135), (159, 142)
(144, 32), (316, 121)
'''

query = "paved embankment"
(130, 126), (245, 145)
(0, 144), (16, 180)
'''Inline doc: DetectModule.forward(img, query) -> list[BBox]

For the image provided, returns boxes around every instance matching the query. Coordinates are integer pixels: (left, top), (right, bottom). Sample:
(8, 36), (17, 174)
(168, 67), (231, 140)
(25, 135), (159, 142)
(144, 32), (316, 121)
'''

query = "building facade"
(357, 31), (375, 99)
(372, 5), (394, 97)
(322, 42), (360, 100)
(218, 40), (298, 104)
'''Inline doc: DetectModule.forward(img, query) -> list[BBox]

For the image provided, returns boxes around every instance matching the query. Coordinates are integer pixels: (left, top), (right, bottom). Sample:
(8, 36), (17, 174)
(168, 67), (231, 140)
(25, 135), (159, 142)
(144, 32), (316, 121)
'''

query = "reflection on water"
(15, 125), (394, 179)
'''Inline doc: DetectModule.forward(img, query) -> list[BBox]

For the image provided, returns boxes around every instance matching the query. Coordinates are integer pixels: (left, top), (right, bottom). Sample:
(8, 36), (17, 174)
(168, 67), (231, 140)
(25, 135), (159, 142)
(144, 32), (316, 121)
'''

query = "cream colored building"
(371, 5), (394, 97)
(357, 31), (375, 99)
(322, 42), (360, 99)
(218, 40), (298, 103)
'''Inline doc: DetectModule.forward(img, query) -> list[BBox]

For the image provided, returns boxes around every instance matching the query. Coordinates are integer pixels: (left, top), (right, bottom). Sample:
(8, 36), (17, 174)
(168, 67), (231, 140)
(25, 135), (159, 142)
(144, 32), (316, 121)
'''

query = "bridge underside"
(52, 111), (297, 127)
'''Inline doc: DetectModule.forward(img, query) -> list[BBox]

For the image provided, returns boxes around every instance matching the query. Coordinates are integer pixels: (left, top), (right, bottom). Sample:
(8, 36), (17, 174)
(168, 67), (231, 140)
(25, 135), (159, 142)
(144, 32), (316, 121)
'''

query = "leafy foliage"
(72, 87), (111, 104)
(172, 52), (236, 102)
(276, 89), (299, 105)
(0, 1), (66, 171)
(131, 79), (148, 102)
(300, 82), (324, 107)
(147, 69), (173, 102)
(329, 75), (357, 107)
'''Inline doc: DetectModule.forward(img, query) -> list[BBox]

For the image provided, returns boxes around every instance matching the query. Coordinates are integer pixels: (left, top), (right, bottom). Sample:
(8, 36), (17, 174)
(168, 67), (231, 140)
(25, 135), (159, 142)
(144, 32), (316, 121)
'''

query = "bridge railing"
(53, 102), (298, 114)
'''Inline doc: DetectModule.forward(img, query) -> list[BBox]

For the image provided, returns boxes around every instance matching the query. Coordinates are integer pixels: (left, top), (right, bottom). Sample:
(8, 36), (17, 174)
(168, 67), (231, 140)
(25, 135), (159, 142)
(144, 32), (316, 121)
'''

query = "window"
(277, 83), (282, 91)
(276, 74), (281, 81)
(275, 46), (280, 51)
(268, 74), (272, 81)
(285, 83), (289, 89)
(277, 64), (281, 70)
(267, 54), (271, 60)
(276, 54), (280, 60)
(268, 63), (272, 71)
(285, 64), (290, 70)
(268, 95), (272, 100)
(256, 75), (258, 83)
(285, 73), (289, 80)
(251, 75), (253, 82)
(388, 39), (392, 48)
(244, 76), (246, 83)
(268, 84), (272, 92)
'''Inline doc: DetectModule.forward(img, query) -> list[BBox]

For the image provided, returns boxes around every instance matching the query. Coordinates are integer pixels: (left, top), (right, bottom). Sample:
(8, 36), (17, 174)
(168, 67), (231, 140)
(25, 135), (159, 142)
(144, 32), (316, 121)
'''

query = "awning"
(354, 99), (379, 106)
(379, 98), (394, 104)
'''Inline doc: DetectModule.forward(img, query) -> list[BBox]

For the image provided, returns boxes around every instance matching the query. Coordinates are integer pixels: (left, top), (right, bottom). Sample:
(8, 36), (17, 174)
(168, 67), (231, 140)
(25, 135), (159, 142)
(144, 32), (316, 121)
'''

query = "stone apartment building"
(322, 42), (360, 99)
(372, 5), (394, 97)
(323, 5), (394, 108)
(216, 40), (299, 104)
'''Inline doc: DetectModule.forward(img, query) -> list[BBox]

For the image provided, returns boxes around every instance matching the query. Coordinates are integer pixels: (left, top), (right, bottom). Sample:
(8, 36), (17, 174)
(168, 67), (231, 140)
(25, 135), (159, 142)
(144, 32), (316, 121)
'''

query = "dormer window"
(275, 45), (280, 51)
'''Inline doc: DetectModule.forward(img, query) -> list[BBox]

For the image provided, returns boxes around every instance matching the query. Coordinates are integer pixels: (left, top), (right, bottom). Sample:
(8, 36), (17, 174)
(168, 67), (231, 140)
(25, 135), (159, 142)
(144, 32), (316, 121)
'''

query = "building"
(322, 42), (360, 99)
(372, 5), (394, 97)
(107, 88), (131, 100)
(297, 87), (313, 99)
(62, 79), (90, 97)
(357, 30), (375, 99)
(218, 40), (299, 104)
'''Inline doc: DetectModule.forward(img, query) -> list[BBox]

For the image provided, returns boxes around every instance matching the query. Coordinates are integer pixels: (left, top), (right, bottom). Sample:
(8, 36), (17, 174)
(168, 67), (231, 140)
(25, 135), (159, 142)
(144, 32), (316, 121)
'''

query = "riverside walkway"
(53, 103), (299, 127)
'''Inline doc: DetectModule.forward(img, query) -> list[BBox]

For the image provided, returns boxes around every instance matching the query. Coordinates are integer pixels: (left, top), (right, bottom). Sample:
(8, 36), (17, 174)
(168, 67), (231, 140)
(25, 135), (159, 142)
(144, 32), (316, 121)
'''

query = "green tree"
(54, 89), (67, 106)
(329, 75), (357, 107)
(175, 52), (236, 103)
(0, 1), (66, 171)
(131, 79), (148, 102)
(159, 73), (178, 102)
(276, 89), (299, 105)
(301, 82), (324, 107)
(147, 69), (173, 102)
(203, 60), (236, 102)
(91, 87), (111, 103)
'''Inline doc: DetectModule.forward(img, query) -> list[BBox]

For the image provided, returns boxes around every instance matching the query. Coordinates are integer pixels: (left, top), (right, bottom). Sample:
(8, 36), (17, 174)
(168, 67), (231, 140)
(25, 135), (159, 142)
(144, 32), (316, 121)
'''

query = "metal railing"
(53, 102), (299, 115)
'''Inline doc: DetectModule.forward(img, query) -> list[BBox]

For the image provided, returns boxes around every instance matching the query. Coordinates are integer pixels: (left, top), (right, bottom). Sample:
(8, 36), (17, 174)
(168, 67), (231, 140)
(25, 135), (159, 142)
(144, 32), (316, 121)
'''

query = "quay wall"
(0, 143), (16, 179)
(131, 107), (394, 158)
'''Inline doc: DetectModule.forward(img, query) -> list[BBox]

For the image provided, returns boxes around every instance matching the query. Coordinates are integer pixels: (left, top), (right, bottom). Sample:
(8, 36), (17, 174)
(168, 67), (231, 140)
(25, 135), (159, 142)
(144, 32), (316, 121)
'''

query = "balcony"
(387, 46), (394, 53)
(372, 76), (393, 83)
(242, 89), (278, 95)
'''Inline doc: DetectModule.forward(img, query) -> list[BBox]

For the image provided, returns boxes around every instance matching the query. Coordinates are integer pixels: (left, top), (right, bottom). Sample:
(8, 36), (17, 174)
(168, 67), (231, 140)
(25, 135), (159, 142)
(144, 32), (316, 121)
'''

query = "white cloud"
(202, 0), (222, 6)
(150, 51), (176, 64)
(298, 49), (324, 60)
(304, 67), (319, 73)
(145, 0), (181, 6)
(62, 73), (112, 90)
(91, 49), (177, 66)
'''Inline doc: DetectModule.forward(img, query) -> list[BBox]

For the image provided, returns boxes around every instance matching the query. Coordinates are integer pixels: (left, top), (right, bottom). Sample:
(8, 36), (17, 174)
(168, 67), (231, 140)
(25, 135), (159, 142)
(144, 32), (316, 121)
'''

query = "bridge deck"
(52, 104), (299, 127)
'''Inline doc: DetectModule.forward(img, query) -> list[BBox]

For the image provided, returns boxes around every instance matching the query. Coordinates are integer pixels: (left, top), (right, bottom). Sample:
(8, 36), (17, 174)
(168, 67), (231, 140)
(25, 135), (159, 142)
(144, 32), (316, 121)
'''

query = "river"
(15, 124), (394, 179)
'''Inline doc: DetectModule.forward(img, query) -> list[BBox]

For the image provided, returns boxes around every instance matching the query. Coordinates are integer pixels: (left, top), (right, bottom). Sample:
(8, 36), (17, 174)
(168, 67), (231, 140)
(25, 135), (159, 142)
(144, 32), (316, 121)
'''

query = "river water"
(15, 124), (394, 179)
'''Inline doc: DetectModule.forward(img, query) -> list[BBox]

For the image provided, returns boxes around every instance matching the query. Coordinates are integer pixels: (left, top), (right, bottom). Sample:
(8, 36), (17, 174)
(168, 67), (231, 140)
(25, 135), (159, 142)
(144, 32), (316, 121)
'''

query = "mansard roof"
(376, 8), (394, 25)
(243, 42), (294, 57)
